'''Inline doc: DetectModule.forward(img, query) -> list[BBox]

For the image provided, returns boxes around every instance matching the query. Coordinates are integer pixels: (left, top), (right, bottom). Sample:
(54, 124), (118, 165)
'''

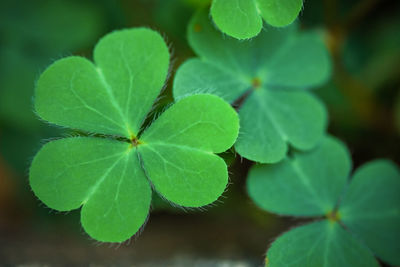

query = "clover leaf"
(210, 0), (303, 39)
(247, 136), (400, 266)
(29, 28), (240, 242)
(174, 10), (331, 163)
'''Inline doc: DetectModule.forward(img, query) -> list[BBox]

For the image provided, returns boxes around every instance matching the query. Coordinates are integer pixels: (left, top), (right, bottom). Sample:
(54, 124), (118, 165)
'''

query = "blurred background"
(0, 0), (399, 265)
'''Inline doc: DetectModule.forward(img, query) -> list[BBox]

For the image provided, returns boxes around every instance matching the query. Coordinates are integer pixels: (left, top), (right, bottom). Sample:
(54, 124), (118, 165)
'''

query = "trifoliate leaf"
(30, 28), (240, 242)
(267, 221), (379, 267)
(210, 0), (303, 39)
(174, 10), (331, 163)
(248, 135), (400, 266)
(247, 136), (351, 216)
(339, 160), (400, 266)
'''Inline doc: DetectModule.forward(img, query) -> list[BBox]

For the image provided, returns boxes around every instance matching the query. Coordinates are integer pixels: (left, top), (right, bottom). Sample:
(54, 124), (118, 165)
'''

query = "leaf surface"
(256, 0), (303, 28)
(139, 143), (228, 207)
(29, 138), (152, 242)
(141, 94), (239, 153)
(94, 28), (170, 135)
(339, 160), (400, 266)
(173, 59), (249, 103)
(187, 10), (295, 77)
(210, 0), (303, 39)
(264, 31), (331, 88)
(139, 94), (239, 206)
(247, 137), (351, 215)
(235, 89), (327, 163)
(35, 28), (169, 138)
(267, 220), (379, 267)
(210, 0), (262, 39)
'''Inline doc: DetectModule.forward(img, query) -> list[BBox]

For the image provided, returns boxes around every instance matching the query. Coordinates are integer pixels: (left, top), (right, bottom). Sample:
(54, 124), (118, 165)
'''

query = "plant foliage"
(247, 136), (400, 266)
(29, 28), (240, 242)
(174, 10), (331, 163)
(210, 0), (303, 39)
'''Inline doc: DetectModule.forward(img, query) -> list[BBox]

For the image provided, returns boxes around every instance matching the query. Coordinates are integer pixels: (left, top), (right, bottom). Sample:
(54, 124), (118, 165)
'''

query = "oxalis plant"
(29, 28), (240, 242)
(248, 136), (400, 266)
(174, 10), (331, 163)
(27, 5), (400, 267)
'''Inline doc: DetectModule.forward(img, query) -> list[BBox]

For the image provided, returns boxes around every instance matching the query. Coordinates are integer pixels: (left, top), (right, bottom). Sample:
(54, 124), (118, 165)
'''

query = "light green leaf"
(139, 94), (239, 206)
(210, 0), (303, 39)
(93, 28), (170, 135)
(247, 136), (351, 216)
(142, 94), (239, 153)
(29, 137), (152, 242)
(235, 89), (327, 163)
(339, 160), (400, 266)
(30, 28), (240, 242)
(210, 0), (262, 40)
(267, 220), (379, 267)
(174, 10), (331, 163)
(35, 28), (169, 138)
(256, 0), (303, 28)
(139, 143), (228, 207)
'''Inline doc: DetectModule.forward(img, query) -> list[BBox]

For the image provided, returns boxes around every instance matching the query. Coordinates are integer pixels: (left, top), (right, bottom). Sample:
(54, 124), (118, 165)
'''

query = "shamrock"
(174, 10), (331, 163)
(210, 0), (303, 39)
(29, 28), (240, 242)
(247, 136), (400, 266)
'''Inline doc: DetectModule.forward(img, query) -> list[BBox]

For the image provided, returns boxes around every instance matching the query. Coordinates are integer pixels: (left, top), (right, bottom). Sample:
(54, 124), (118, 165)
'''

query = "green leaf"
(30, 28), (240, 242)
(235, 90), (327, 163)
(139, 94), (239, 206)
(210, 0), (262, 40)
(29, 138), (151, 242)
(265, 31), (332, 88)
(35, 28), (170, 138)
(174, 10), (331, 163)
(142, 94), (239, 153)
(339, 160), (400, 266)
(267, 220), (380, 267)
(248, 135), (400, 265)
(174, 59), (249, 103)
(185, 10), (295, 76)
(139, 144), (228, 207)
(210, 0), (303, 39)
(247, 136), (351, 216)
(257, 0), (303, 28)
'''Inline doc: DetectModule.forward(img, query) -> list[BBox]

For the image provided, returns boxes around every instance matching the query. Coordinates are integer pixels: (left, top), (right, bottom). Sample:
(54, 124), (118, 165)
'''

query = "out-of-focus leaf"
(174, 10), (331, 163)
(339, 160), (400, 266)
(267, 221), (379, 267)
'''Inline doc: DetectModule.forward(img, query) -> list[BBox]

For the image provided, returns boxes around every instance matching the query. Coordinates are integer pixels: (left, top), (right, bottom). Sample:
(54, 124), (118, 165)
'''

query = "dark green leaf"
(267, 220), (379, 267)
(339, 160), (400, 266)
(247, 136), (351, 216)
